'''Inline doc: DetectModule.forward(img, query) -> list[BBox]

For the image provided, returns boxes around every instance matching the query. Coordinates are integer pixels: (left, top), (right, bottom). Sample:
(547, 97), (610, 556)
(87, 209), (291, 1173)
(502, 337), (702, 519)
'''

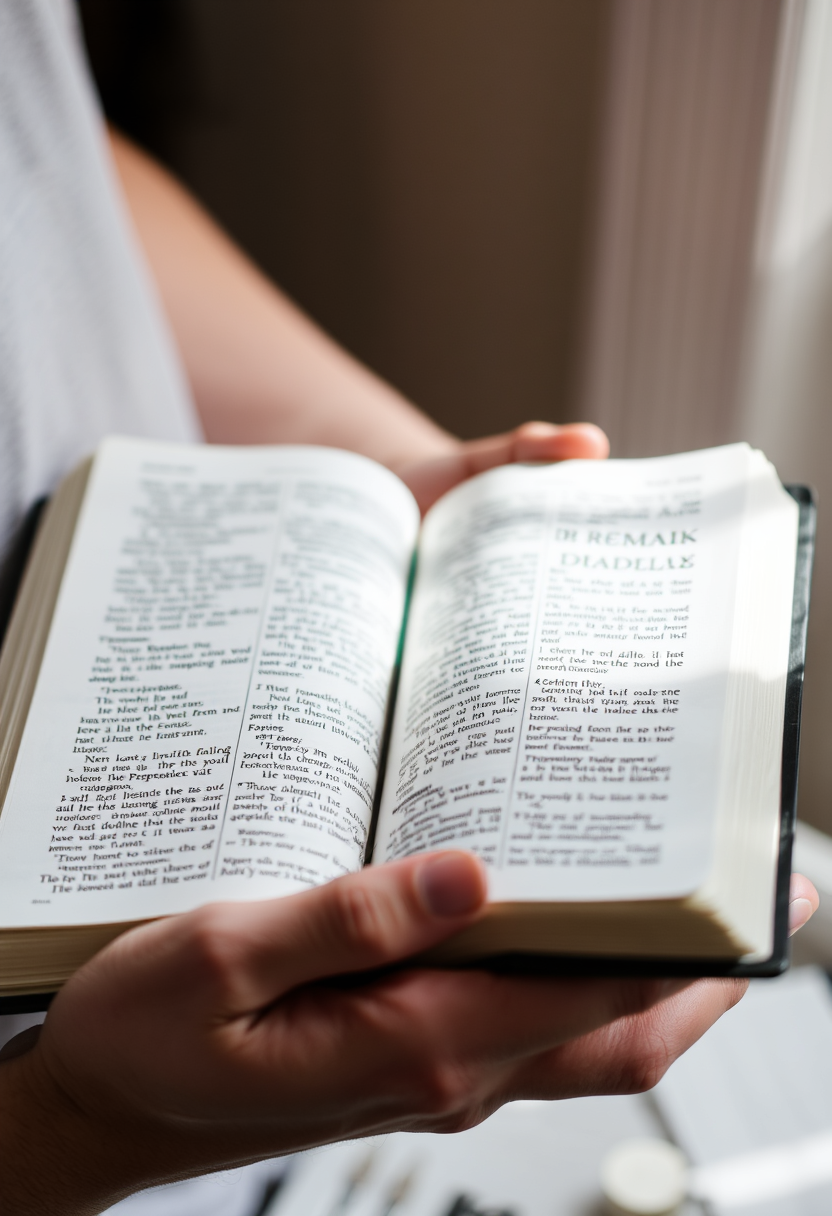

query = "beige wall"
(576, 0), (784, 456)
(739, 0), (832, 835)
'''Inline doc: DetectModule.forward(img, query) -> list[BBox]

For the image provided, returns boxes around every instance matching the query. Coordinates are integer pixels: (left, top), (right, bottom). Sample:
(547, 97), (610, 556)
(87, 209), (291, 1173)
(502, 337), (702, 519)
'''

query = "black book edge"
(0, 499), (46, 646)
(0, 487), (817, 1014)
(0, 503), (53, 1015)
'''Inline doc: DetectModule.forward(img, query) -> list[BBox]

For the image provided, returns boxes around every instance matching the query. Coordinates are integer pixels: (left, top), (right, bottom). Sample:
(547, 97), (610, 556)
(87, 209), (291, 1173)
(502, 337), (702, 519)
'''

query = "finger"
(511, 420), (610, 460)
(789, 871), (819, 935)
(365, 970), (687, 1067)
(170, 851), (489, 1011)
(207, 970), (691, 1141)
(505, 976), (746, 1101)
(458, 421), (610, 475)
(294, 973), (716, 1139)
(249, 969), (687, 1118)
(342, 971), (685, 1075)
(399, 421), (609, 513)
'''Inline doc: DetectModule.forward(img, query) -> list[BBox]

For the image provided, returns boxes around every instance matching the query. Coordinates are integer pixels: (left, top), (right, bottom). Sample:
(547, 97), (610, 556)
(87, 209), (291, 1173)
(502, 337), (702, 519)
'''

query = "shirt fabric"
(0, 0), (200, 564)
(0, 1), (287, 1211)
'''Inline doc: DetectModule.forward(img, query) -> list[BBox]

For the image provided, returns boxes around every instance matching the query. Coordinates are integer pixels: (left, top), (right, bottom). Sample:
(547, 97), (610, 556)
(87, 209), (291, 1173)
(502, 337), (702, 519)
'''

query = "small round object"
(600, 1138), (689, 1215)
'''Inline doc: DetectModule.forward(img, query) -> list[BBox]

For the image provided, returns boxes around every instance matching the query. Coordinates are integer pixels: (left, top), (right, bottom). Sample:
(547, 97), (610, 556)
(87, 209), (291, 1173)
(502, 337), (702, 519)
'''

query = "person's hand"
(396, 420), (610, 514)
(789, 870), (819, 934)
(0, 853), (817, 1216)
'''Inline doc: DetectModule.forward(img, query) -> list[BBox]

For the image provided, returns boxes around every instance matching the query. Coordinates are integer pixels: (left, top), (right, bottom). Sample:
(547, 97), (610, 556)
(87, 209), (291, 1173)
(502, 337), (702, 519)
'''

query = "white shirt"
(0, 0), (200, 565)
(0, 2), (287, 1211)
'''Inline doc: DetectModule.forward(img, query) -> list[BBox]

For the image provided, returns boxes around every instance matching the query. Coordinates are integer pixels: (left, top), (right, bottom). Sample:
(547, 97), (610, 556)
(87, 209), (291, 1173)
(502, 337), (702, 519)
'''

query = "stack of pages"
(0, 439), (813, 1000)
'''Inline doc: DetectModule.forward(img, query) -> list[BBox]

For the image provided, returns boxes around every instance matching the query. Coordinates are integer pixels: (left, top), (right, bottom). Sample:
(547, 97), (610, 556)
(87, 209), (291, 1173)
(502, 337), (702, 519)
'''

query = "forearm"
(0, 1051), (121, 1216)
(108, 131), (456, 469)
(0, 1048), (247, 1216)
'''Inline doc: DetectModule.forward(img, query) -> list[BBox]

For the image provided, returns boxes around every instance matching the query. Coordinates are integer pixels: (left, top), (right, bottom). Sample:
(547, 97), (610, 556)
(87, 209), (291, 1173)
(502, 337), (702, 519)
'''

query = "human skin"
(0, 133), (818, 1214)
(107, 132), (611, 512)
(0, 859), (818, 1215)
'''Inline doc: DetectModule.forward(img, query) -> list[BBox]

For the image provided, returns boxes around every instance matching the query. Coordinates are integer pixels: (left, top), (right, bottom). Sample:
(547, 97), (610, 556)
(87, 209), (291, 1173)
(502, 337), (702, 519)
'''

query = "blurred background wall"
(78, 0), (611, 439)
(77, 0), (832, 836)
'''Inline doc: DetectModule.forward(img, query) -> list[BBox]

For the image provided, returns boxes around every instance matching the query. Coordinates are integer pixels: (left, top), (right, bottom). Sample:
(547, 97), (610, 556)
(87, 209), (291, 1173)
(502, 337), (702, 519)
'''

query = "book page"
(374, 445), (764, 901)
(0, 439), (419, 927)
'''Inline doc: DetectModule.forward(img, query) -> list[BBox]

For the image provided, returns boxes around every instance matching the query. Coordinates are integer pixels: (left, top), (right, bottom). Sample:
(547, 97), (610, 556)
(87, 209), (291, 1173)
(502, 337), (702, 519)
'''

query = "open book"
(0, 439), (813, 1005)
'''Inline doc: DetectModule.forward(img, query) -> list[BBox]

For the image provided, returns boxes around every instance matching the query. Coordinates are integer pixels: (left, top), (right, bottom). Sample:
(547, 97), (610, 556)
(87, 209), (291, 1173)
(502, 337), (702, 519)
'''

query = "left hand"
(789, 871), (820, 934)
(396, 420), (610, 514)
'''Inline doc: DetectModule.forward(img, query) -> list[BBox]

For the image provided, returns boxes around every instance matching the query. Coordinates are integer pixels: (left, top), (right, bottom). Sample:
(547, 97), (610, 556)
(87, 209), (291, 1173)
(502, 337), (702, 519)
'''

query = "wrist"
(0, 1049), (138, 1216)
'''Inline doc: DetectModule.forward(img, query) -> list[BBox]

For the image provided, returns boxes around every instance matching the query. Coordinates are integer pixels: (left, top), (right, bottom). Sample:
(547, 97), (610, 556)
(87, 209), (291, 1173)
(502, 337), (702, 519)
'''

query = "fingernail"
(789, 897), (814, 936)
(415, 852), (487, 918)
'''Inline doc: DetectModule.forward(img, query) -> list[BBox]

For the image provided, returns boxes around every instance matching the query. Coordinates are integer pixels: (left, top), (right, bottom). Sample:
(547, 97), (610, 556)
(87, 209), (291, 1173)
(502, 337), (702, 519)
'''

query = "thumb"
(181, 851), (489, 1011)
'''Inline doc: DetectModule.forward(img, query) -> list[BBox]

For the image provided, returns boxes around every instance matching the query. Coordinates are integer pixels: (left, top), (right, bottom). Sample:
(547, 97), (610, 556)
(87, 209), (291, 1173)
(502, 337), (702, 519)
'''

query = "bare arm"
(108, 130), (608, 511)
(108, 131), (450, 464)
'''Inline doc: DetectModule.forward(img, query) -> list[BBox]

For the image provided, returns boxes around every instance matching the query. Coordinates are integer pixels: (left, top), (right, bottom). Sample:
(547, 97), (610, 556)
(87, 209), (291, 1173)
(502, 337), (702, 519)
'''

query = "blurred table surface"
(271, 1091), (680, 1216)
(272, 963), (832, 1216)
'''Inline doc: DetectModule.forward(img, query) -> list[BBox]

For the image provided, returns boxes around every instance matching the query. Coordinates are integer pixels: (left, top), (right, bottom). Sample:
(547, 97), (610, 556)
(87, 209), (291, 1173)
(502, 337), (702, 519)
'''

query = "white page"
(375, 445), (756, 901)
(0, 439), (419, 927)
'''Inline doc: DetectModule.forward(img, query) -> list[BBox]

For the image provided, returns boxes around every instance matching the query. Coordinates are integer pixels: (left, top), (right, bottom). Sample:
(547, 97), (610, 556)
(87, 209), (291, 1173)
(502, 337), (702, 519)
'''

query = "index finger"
(507, 976), (747, 1100)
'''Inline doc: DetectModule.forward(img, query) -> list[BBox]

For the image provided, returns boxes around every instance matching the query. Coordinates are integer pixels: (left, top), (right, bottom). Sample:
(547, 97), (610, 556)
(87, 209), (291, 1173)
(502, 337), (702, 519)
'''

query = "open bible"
(0, 439), (814, 1007)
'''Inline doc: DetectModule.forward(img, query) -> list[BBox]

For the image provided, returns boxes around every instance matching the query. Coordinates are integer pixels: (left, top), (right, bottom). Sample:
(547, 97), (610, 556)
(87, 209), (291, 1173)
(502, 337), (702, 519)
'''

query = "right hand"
(0, 851), (806, 1215)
